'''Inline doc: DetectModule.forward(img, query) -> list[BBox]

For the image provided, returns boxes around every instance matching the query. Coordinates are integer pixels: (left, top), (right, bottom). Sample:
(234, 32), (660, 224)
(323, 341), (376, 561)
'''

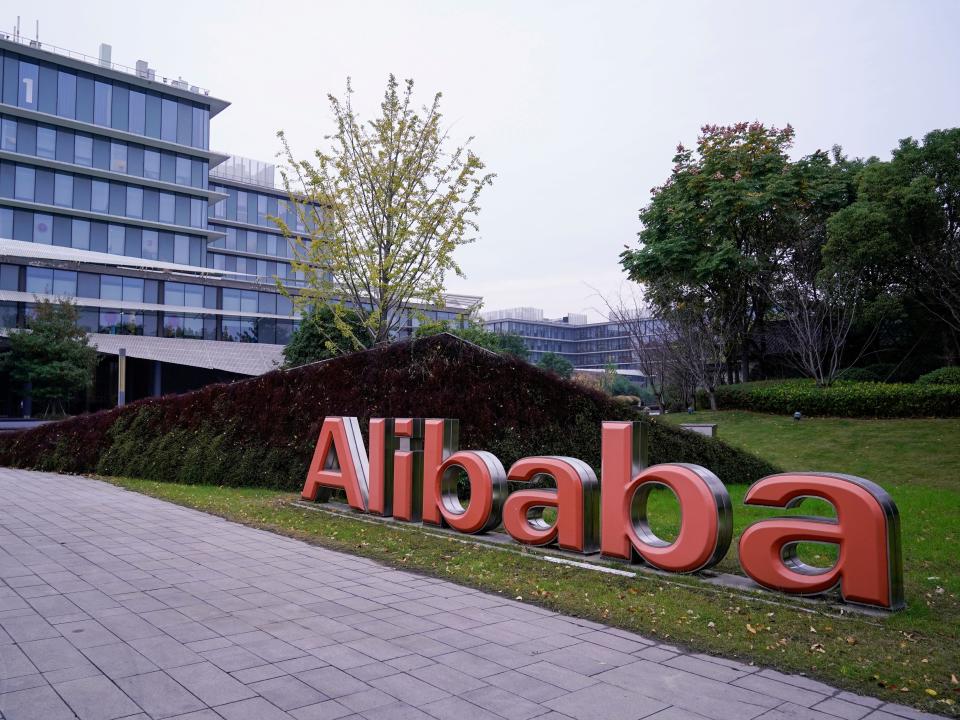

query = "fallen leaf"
(746, 624), (757, 634)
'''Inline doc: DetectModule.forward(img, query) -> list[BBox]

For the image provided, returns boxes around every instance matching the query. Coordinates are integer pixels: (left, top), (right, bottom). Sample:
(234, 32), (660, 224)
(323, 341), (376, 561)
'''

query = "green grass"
(661, 410), (960, 491)
(99, 410), (960, 716)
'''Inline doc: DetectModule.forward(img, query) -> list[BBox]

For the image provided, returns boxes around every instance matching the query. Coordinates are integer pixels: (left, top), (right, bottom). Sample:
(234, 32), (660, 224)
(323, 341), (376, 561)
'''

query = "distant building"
(0, 35), (479, 413)
(481, 306), (656, 372)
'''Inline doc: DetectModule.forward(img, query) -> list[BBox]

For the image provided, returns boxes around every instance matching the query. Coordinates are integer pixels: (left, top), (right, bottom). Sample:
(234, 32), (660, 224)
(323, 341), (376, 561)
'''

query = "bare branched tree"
(769, 248), (861, 387)
(597, 285), (670, 408)
(659, 304), (730, 411)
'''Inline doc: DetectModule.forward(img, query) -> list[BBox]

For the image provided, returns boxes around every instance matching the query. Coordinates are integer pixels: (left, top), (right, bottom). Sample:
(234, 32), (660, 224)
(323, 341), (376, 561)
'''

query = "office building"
(0, 35), (479, 412)
(482, 306), (656, 372)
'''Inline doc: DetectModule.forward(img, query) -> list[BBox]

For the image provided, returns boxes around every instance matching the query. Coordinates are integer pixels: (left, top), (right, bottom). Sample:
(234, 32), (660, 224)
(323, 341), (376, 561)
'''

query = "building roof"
(0, 35), (230, 117)
(88, 334), (284, 376)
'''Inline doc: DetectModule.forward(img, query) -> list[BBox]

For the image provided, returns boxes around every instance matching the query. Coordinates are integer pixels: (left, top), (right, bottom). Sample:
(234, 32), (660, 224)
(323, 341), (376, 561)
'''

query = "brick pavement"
(0, 469), (943, 720)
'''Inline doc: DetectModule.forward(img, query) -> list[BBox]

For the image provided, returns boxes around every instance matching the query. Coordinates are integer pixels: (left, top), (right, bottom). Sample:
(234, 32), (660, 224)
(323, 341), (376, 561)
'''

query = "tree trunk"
(741, 343), (750, 384)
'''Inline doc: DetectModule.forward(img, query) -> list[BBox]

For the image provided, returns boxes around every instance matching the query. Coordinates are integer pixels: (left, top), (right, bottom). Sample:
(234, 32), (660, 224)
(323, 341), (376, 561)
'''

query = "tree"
(598, 284), (671, 407)
(659, 303), (732, 411)
(282, 305), (369, 368)
(414, 321), (529, 359)
(2, 300), (96, 416)
(276, 75), (494, 349)
(825, 129), (960, 360)
(767, 264), (860, 387)
(621, 123), (856, 381)
(537, 352), (574, 379)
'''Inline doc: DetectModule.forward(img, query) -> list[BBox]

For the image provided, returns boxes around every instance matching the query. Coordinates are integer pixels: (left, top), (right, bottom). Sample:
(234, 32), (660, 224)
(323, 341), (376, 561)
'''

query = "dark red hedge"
(0, 334), (778, 488)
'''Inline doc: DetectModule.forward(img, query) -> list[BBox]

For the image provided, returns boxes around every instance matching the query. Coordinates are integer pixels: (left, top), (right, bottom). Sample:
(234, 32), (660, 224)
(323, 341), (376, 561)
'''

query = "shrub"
(836, 367), (882, 382)
(714, 379), (960, 418)
(916, 366), (960, 386)
(0, 334), (778, 487)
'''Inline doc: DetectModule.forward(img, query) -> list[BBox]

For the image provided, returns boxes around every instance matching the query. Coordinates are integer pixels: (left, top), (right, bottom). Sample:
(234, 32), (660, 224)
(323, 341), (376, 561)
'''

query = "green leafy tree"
(621, 123), (856, 381)
(276, 75), (494, 349)
(415, 320), (529, 359)
(282, 305), (369, 368)
(2, 300), (96, 416)
(825, 128), (960, 358)
(537, 352), (574, 379)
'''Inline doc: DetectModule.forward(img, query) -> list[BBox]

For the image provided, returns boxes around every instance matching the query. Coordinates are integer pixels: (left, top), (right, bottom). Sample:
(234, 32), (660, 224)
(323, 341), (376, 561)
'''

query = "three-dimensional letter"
(503, 456), (600, 553)
(739, 473), (904, 610)
(600, 421), (732, 572)
(302, 417), (369, 511)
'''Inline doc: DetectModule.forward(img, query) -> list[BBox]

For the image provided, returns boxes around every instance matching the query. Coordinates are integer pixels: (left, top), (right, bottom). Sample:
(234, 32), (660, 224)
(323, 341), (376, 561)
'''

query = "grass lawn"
(102, 410), (959, 716)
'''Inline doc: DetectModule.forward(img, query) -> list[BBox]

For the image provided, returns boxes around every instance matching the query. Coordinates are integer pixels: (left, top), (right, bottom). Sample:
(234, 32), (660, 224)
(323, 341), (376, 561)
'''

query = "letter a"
(739, 473), (904, 610)
(503, 456), (599, 553)
(302, 417), (369, 511)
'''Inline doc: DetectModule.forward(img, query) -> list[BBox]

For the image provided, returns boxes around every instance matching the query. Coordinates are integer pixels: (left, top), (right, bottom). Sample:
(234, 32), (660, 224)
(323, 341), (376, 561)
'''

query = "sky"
(14, 0), (960, 320)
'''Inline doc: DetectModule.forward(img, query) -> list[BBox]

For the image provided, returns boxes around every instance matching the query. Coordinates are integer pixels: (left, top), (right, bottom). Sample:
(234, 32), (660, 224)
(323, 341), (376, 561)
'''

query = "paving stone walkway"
(0, 469), (942, 720)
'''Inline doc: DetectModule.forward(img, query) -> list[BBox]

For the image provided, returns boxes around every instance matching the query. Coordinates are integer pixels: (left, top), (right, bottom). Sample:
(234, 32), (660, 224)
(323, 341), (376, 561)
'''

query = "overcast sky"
(16, 0), (960, 319)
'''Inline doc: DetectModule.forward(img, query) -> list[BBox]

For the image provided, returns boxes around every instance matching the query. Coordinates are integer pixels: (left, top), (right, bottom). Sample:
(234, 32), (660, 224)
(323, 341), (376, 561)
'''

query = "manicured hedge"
(0, 334), (778, 487)
(916, 366), (960, 386)
(714, 378), (960, 418)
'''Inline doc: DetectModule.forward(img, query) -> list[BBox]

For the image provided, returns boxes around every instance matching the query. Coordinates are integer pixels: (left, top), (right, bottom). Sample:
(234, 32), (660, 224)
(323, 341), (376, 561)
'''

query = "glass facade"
(0, 118), (208, 191)
(1, 260), (297, 343)
(0, 38), (466, 361)
(484, 317), (660, 370)
(0, 48), (210, 149)
(1, 159), (207, 228)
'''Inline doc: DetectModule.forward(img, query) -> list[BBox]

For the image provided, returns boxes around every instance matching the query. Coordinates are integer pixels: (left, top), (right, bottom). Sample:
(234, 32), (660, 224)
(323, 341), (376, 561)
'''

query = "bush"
(836, 367), (883, 382)
(0, 334), (778, 488)
(714, 379), (960, 418)
(916, 366), (960, 386)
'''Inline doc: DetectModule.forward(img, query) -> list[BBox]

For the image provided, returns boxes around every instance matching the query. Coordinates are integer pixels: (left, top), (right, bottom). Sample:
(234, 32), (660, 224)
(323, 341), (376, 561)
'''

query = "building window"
(57, 70), (77, 119)
(122, 277), (144, 302)
(53, 173), (73, 207)
(99, 310), (143, 335)
(55, 128), (74, 162)
(107, 225), (124, 255)
(176, 102), (192, 146)
(91, 180), (109, 213)
(14, 166), (35, 201)
(32, 213), (53, 244)
(126, 187), (143, 218)
(18, 62), (39, 110)
(144, 149), (160, 180)
(160, 98), (177, 142)
(110, 142), (127, 172)
(163, 313), (203, 338)
(72, 219), (90, 250)
(36, 126), (56, 159)
(111, 85), (128, 131)
(142, 230), (159, 260)
(75, 133), (93, 166)
(159, 192), (175, 223)
(25, 267), (53, 294)
(173, 234), (189, 264)
(128, 90), (146, 135)
(93, 81), (112, 126)
(0, 117), (15, 151)
(175, 156), (190, 186)
(100, 275), (122, 300)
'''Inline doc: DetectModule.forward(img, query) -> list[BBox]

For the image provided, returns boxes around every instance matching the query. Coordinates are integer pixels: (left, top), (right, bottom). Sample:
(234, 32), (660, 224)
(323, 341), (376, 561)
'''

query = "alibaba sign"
(302, 417), (905, 610)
